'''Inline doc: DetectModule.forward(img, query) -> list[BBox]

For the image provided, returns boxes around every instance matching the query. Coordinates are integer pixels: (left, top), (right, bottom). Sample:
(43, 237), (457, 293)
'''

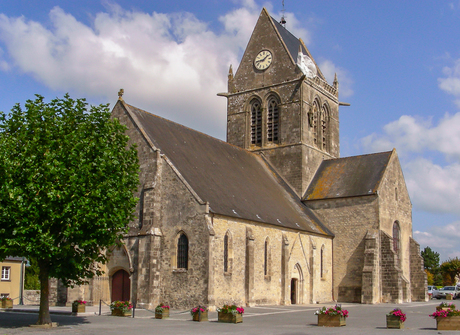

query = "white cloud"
(405, 158), (460, 215)
(362, 112), (460, 159)
(415, 220), (460, 261)
(0, 4), (263, 138)
(318, 59), (353, 98)
(439, 59), (460, 107)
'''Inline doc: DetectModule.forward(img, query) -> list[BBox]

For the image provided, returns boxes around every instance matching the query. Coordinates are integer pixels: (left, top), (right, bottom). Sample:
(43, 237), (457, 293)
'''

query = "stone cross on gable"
(118, 89), (124, 100)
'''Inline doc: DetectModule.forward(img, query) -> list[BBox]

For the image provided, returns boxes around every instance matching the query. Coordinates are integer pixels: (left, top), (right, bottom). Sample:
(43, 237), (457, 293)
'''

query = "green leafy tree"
(440, 257), (460, 286)
(24, 259), (40, 290)
(0, 94), (139, 325)
(421, 246), (440, 274)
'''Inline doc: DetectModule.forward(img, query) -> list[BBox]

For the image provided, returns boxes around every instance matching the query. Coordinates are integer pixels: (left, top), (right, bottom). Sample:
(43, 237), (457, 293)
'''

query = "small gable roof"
(122, 102), (333, 237)
(304, 151), (393, 201)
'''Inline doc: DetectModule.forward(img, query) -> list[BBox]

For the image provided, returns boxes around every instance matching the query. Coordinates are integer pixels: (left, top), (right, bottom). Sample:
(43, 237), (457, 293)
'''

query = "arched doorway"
(112, 269), (130, 302)
(291, 278), (298, 304)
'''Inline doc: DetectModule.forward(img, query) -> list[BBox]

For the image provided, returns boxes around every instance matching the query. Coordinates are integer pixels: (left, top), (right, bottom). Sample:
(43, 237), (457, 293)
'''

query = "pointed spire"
(333, 73), (338, 89)
(228, 65), (235, 93)
(228, 64), (233, 80)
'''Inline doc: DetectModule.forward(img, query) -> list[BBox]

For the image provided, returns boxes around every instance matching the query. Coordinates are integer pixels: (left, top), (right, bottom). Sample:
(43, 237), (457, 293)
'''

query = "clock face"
(254, 50), (273, 70)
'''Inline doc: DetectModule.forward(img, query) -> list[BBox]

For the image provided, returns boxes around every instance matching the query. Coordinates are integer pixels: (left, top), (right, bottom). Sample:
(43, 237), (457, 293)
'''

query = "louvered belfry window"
(251, 100), (262, 145)
(267, 97), (279, 142)
(177, 233), (188, 269)
(224, 234), (229, 272)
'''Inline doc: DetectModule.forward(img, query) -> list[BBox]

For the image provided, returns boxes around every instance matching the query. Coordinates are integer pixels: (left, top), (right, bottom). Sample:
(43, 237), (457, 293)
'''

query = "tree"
(0, 94), (139, 325)
(421, 246), (440, 275)
(440, 257), (460, 286)
(24, 259), (40, 290)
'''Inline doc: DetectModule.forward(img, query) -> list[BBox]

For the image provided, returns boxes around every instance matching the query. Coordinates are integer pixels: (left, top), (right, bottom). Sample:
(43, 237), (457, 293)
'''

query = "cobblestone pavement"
(0, 299), (457, 334)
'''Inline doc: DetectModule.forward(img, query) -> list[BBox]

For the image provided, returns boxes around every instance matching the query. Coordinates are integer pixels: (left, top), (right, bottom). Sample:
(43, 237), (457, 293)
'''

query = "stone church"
(60, 8), (426, 309)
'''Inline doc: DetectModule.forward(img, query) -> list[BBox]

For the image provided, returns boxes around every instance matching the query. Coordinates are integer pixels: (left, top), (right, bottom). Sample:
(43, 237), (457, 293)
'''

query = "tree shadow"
(0, 312), (91, 329)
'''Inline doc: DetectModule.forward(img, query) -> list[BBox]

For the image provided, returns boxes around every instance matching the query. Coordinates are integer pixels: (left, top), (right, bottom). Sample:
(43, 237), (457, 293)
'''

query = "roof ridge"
(325, 150), (393, 162)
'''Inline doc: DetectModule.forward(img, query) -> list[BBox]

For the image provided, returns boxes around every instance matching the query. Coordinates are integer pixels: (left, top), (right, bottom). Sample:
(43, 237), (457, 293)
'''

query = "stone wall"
(377, 151), (412, 280)
(380, 231), (402, 303)
(306, 195), (379, 302)
(410, 237), (428, 301)
(361, 230), (380, 304)
(210, 215), (333, 308)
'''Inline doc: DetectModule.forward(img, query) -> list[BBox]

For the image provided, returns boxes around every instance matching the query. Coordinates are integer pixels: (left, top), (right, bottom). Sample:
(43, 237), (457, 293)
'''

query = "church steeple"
(221, 8), (339, 196)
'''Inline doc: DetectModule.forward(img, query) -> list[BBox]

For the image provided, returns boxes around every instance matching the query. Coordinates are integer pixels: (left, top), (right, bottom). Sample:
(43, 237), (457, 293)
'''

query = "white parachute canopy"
(297, 50), (317, 78)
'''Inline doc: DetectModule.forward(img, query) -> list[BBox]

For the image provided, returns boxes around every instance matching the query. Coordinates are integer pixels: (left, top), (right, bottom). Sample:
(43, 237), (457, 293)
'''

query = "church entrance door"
(291, 278), (297, 304)
(112, 269), (130, 302)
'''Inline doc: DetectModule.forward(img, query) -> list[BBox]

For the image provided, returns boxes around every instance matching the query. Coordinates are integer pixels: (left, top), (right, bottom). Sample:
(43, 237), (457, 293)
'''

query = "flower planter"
(1, 300), (13, 309)
(111, 309), (132, 317)
(436, 316), (460, 330)
(446, 294), (453, 300)
(386, 315), (404, 329)
(436, 307), (451, 311)
(72, 304), (86, 313)
(192, 310), (208, 322)
(218, 312), (243, 323)
(155, 309), (169, 319)
(317, 314), (346, 327)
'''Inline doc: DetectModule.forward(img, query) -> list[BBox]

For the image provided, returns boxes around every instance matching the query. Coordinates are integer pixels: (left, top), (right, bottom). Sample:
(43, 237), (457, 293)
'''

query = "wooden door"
(112, 270), (130, 302)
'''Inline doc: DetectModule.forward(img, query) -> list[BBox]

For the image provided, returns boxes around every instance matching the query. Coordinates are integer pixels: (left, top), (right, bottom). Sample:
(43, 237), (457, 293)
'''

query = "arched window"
(177, 233), (188, 269)
(267, 96), (279, 143)
(250, 99), (262, 146)
(320, 246), (324, 278)
(311, 100), (319, 148)
(223, 231), (233, 274)
(320, 104), (330, 152)
(224, 233), (229, 272)
(264, 238), (269, 276)
(393, 222), (400, 253)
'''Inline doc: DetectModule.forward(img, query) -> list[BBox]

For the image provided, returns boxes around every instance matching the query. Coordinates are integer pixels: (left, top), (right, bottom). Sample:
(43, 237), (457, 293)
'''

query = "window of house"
(320, 247), (324, 278)
(264, 238), (269, 276)
(393, 222), (400, 252)
(177, 233), (189, 269)
(267, 97), (279, 143)
(224, 234), (228, 272)
(250, 99), (262, 145)
(1, 266), (10, 281)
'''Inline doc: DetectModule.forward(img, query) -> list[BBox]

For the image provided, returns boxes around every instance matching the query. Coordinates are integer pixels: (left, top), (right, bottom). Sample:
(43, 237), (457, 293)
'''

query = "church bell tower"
(220, 8), (340, 197)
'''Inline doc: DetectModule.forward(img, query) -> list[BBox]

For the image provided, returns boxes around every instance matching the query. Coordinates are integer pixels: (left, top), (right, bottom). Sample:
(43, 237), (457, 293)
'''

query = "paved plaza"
(0, 299), (458, 334)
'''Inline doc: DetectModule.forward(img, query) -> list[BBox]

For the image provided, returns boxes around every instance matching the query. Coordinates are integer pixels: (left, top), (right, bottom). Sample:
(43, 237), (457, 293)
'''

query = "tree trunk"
(37, 262), (52, 325)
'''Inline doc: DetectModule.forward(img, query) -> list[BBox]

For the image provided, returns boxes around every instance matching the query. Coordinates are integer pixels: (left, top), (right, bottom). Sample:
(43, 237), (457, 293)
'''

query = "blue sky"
(1, 0), (460, 262)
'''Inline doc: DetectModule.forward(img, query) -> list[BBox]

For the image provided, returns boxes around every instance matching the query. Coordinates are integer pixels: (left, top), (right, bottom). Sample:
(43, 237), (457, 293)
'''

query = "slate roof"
(303, 151), (393, 201)
(271, 15), (326, 81)
(3, 257), (23, 262)
(124, 102), (333, 237)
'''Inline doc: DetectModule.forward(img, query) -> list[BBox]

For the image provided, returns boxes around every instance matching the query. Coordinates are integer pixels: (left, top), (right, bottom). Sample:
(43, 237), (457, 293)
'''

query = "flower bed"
(72, 300), (86, 313)
(386, 308), (406, 329)
(110, 300), (133, 317)
(191, 305), (208, 322)
(217, 304), (244, 323)
(1, 297), (13, 309)
(436, 302), (456, 311)
(430, 308), (460, 330)
(155, 304), (170, 319)
(315, 305), (348, 327)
